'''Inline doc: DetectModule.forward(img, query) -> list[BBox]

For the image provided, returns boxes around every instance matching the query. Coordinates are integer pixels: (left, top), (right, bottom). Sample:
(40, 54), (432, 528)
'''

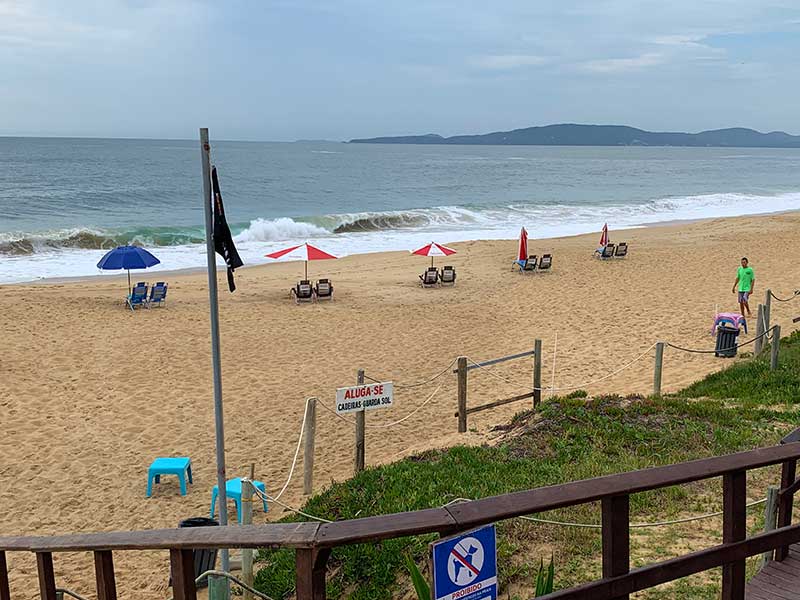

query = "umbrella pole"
(127, 270), (131, 295)
(431, 256), (434, 268)
(305, 261), (308, 280)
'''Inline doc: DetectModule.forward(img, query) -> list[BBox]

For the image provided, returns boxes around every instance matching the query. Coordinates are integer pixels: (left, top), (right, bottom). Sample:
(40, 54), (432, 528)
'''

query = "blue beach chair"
(126, 283), (149, 310)
(515, 255), (537, 273)
(148, 282), (168, 307)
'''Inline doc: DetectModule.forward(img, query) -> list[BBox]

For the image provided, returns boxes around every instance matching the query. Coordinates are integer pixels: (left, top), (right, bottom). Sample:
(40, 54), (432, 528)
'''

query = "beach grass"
(253, 333), (800, 599)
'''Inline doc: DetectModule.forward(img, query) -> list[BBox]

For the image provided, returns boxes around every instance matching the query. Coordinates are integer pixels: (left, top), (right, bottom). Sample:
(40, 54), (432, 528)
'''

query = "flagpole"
(200, 128), (231, 589)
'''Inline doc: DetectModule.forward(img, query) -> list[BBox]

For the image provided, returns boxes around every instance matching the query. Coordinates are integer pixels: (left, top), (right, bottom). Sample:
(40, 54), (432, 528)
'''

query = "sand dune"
(1, 213), (799, 599)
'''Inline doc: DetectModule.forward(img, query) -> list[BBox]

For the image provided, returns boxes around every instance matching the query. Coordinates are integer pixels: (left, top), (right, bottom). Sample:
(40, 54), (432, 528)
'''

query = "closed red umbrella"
(265, 242), (337, 279)
(599, 223), (609, 247)
(411, 241), (457, 267)
(518, 227), (528, 262)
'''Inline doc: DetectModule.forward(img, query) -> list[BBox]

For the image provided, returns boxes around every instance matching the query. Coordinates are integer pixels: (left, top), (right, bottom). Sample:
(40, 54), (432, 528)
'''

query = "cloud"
(470, 54), (548, 70)
(581, 52), (665, 73)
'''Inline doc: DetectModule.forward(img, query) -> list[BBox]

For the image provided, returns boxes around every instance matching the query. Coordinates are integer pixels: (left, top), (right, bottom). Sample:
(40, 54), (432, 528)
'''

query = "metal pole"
(200, 128), (230, 592)
(354, 370), (366, 474)
(653, 342), (665, 398)
(241, 478), (254, 600)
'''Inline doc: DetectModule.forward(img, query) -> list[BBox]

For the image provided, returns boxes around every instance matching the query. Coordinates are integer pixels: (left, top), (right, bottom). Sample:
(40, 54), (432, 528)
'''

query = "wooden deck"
(746, 544), (800, 599)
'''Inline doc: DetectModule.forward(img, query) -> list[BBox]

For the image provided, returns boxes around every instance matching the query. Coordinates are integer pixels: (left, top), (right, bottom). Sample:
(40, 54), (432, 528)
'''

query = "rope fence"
(769, 290), (800, 303)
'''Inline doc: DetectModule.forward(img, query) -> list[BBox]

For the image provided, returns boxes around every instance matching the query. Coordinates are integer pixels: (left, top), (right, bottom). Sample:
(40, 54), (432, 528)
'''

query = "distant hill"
(349, 124), (800, 148)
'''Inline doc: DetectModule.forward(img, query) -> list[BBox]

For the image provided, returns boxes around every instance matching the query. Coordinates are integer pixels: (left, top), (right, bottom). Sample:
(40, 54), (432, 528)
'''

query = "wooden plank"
(0, 522), (320, 552)
(0, 551), (10, 600)
(36, 552), (57, 600)
(464, 391), (535, 415)
(533, 339), (542, 407)
(538, 523), (800, 600)
(722, 471), (746, 600)
(170, 548), (196, 600)
(601, 495), (629, 600)
(776, 459), (797, 561)
(316, 507), (457, 547)
(94, 550), (117, 600)
(295, 548), (330, 600)
(454, 350), (536, 372)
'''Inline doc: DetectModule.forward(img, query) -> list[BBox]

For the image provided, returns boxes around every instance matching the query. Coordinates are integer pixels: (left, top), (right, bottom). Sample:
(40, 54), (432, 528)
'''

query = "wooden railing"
(2, 433), (800, 600)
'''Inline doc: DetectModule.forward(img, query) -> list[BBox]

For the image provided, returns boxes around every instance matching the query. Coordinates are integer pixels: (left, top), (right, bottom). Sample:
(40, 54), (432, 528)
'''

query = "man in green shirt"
(732, 257), (755, 317)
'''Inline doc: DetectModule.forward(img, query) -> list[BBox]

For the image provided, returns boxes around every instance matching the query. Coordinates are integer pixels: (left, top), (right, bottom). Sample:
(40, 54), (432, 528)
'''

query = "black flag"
(211, 166), (243, 292)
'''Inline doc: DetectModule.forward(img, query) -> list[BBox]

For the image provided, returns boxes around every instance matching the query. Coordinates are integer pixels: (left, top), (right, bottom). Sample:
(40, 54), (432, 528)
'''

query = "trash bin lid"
(179, 517), (219, 528)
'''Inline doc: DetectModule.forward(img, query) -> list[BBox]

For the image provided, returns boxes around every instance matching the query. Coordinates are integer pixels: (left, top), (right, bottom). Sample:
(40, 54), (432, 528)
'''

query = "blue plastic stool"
(210, 477), (269, 523)
(146, 457), (193, 497)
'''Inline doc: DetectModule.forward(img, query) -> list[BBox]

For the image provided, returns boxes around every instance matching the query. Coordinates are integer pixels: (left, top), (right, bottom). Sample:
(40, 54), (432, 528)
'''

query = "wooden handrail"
(539, 523), (800, 600)
(2, 440), (800, 600)
(2, 442), (800, 554)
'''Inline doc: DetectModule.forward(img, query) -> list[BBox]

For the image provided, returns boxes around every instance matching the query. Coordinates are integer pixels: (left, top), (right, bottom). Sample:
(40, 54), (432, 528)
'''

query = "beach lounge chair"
(614, 242), (628, 258)
(148, 282), (168, 307)
(419, 267), (439, 287)
(538, 254), (553, 271)
(595, 244), (615, 259)
(291, 280), (314, 303)
(126, 283), (149, 310)
(516, 255), (537, 273)
(439, 265), (456, 286)
(315, 278), (333, 301)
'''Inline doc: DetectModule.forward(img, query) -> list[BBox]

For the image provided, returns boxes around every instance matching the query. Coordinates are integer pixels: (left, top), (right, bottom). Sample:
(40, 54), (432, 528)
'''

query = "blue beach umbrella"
(97, 245), (161, 293)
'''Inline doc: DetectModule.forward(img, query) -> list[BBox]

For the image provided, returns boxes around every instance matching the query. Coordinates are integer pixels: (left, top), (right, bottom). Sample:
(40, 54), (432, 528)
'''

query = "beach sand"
(1, 212), (799, 599)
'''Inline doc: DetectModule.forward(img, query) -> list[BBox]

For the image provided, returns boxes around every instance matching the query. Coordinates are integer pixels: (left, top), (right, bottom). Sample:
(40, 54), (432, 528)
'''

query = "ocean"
(2, 137), (800, 284)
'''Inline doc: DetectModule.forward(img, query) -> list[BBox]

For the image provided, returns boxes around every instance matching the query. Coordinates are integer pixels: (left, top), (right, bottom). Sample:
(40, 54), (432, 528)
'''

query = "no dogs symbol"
(447, 536), (485, 586)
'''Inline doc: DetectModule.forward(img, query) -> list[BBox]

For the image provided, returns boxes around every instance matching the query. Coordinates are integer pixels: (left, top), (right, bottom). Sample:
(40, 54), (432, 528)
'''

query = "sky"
(2, 0), (799, 141)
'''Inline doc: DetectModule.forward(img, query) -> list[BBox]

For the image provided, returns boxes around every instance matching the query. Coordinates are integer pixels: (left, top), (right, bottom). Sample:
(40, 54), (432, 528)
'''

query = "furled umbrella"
(411, 241), (457, 267)
(265, 242), (337, 279)
(97, 245), (161, 294)
(599, 223), (609, 247)
(518, 227), (528, 264)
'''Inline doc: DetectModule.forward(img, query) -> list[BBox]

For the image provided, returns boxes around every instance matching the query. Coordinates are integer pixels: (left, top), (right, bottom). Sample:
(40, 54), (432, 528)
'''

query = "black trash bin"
(174, 517), (219, 589)
(715, 325), (740, 358)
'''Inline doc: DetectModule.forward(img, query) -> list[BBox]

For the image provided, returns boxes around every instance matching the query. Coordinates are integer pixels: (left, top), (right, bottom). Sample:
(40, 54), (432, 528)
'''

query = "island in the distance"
(349, 124), (800, 148)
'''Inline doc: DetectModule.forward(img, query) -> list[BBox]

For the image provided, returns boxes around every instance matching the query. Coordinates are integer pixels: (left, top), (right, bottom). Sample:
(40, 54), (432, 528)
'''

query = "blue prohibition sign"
(432, 524), (497, 600)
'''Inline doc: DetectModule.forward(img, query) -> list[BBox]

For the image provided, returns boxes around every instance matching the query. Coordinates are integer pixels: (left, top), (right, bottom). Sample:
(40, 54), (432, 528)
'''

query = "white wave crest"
(234, 217), (330, 243)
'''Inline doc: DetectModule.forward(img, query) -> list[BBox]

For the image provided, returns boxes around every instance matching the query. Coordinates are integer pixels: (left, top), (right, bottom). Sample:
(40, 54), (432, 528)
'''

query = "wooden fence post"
(0, 551), (10, 600)
(36, 552), (57, 600)
(722, 470), (746, 600)
(653, 342), (665, 398)
(533, 339), (542, 407)
(93, 550), (117, 600)
(170, 549), (197, 600)
(764, 289), (772, 332)
(776, 458), (797, 561)
(457, 357), (468, 432)
(755, 304), (765, 356)
(303, 397), (317, 495)
(241, 478), (254, 600)
(354, 370), (365, 474)
(760, 485), (780, 567)
(295, 548), (331, 600)
(602, 494), (630, 600)
(770, 325), (781, 371)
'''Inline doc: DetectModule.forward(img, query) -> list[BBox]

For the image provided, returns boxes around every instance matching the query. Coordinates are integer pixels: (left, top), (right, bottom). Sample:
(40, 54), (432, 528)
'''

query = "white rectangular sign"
(335, 382), (394, 415)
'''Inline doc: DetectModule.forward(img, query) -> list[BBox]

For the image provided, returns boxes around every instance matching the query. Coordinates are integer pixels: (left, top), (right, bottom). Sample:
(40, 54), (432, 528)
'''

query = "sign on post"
(335, 382), (393, 415)
(431, 524), (497, 600)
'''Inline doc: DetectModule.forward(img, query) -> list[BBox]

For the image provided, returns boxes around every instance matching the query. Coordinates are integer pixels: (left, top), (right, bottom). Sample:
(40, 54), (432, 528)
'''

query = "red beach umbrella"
(599, 223), (609, 247)
(265, 242), (337, 279)
(411, 241), (457, 267)
(518, 227), (528, 262)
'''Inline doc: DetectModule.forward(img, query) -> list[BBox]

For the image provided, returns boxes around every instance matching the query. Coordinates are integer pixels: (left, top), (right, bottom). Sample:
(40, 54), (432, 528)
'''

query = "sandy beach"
(2, 212), (800, 599)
